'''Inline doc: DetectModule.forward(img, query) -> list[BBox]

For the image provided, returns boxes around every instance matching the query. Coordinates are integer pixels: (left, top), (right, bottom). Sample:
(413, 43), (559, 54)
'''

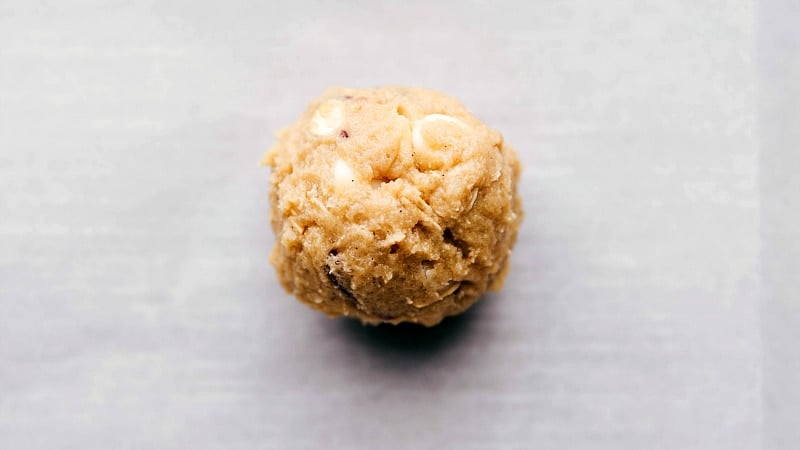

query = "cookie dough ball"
(263, 86), (522, 326)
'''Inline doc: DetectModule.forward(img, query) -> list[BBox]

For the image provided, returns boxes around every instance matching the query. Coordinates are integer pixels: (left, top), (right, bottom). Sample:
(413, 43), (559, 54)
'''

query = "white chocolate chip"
(411, 114), (466, 149)
(438, 281), (461, 299)
(311, 99), (344, 136)
(333, 158), (355, 188)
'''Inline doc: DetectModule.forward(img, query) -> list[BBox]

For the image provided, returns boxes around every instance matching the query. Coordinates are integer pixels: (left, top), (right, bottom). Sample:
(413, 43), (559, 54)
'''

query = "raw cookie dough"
(263, 86), (522, 326)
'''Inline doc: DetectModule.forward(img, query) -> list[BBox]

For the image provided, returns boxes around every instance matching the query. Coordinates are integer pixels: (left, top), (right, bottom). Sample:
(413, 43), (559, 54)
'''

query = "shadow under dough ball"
(263, 86), (522, 326)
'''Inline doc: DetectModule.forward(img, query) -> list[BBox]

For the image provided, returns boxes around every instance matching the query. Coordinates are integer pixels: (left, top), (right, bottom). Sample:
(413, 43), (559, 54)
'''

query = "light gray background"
(0, 1), (797, 449)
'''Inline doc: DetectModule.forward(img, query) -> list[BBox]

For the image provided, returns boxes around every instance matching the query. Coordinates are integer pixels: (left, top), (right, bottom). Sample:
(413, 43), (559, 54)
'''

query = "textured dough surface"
(263, 86), (522, 326)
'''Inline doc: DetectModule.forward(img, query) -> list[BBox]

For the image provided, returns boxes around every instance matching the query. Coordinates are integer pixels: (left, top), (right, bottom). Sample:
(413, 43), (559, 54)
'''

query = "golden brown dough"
(263, 86), (522, 326)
